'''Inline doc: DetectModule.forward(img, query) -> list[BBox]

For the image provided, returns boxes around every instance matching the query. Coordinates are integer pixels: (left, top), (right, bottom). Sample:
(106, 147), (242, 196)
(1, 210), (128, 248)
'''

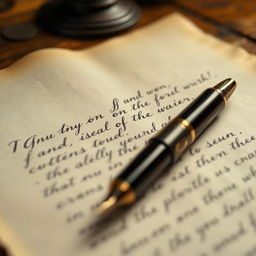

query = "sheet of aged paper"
(0, 13), (256, 256)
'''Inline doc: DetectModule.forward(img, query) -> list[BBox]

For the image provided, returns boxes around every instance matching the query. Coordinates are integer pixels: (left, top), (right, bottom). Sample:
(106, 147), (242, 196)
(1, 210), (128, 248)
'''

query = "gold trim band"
(176, 117), (196, 143)
(210, 87), (227, 106)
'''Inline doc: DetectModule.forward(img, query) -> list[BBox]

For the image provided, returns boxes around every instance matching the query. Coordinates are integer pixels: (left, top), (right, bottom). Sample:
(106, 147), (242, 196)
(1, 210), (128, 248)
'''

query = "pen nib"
(96, 196), (118, 215)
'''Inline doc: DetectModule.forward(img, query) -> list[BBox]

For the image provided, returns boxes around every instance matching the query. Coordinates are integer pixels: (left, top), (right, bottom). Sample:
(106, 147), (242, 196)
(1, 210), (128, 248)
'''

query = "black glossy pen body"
(117, 139), (173, 196)
(96, 79), (236, 214)
(179, 88), (225, 136)
(116, 88), (225, 199)
(156, 88), (225, 161)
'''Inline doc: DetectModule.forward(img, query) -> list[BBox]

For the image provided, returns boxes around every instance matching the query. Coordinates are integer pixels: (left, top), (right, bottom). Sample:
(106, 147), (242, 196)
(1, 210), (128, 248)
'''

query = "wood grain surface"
(0, 0), (255, 255)
(1, 0), (256, 70)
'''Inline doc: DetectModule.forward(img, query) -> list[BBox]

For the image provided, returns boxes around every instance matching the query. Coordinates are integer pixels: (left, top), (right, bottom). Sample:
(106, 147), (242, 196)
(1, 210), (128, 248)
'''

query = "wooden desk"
(0, 0), (256, 255)
(1, 0), (256, 70)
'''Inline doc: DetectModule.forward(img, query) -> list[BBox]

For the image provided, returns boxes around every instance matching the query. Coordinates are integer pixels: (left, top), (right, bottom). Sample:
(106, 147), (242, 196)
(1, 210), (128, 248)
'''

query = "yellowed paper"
(0, 13), (256, 256)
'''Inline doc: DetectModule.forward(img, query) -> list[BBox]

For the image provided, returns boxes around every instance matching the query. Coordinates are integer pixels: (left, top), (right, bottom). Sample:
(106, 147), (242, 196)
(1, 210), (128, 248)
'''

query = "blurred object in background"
(37, 0), (141, 37)
(2, 22), (38, 41)
(0, 245), (8, 256)
(0, 0), (14, 12)
(137, 0), (170, 4)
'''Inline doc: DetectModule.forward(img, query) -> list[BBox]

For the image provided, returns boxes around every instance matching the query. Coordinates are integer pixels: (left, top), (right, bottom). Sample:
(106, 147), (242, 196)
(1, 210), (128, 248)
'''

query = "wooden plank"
(175, 0), (256, 41)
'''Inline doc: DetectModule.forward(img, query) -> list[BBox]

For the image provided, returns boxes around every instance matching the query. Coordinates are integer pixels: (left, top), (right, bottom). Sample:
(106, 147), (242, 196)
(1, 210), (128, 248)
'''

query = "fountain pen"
(96, 78), (237, 215)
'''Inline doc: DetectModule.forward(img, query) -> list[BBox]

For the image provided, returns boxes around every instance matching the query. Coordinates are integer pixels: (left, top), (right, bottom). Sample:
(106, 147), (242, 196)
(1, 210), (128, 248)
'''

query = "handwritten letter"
(0, 14), (256, 256)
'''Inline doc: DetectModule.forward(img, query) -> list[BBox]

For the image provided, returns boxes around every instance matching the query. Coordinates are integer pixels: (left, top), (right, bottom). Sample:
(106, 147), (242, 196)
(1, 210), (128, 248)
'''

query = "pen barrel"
(179, 88), (225, 136)
(155, 88), (225, 161)
(112, 88), (225, 202)
(116, 139), (173, 197)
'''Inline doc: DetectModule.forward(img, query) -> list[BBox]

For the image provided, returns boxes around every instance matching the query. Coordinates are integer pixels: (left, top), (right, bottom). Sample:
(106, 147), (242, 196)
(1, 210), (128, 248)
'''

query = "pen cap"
(178, 88), (225, 135)
(178, 78), (236, 136)
(155, 86), (226, 162)
(153, 118), (193, 162)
